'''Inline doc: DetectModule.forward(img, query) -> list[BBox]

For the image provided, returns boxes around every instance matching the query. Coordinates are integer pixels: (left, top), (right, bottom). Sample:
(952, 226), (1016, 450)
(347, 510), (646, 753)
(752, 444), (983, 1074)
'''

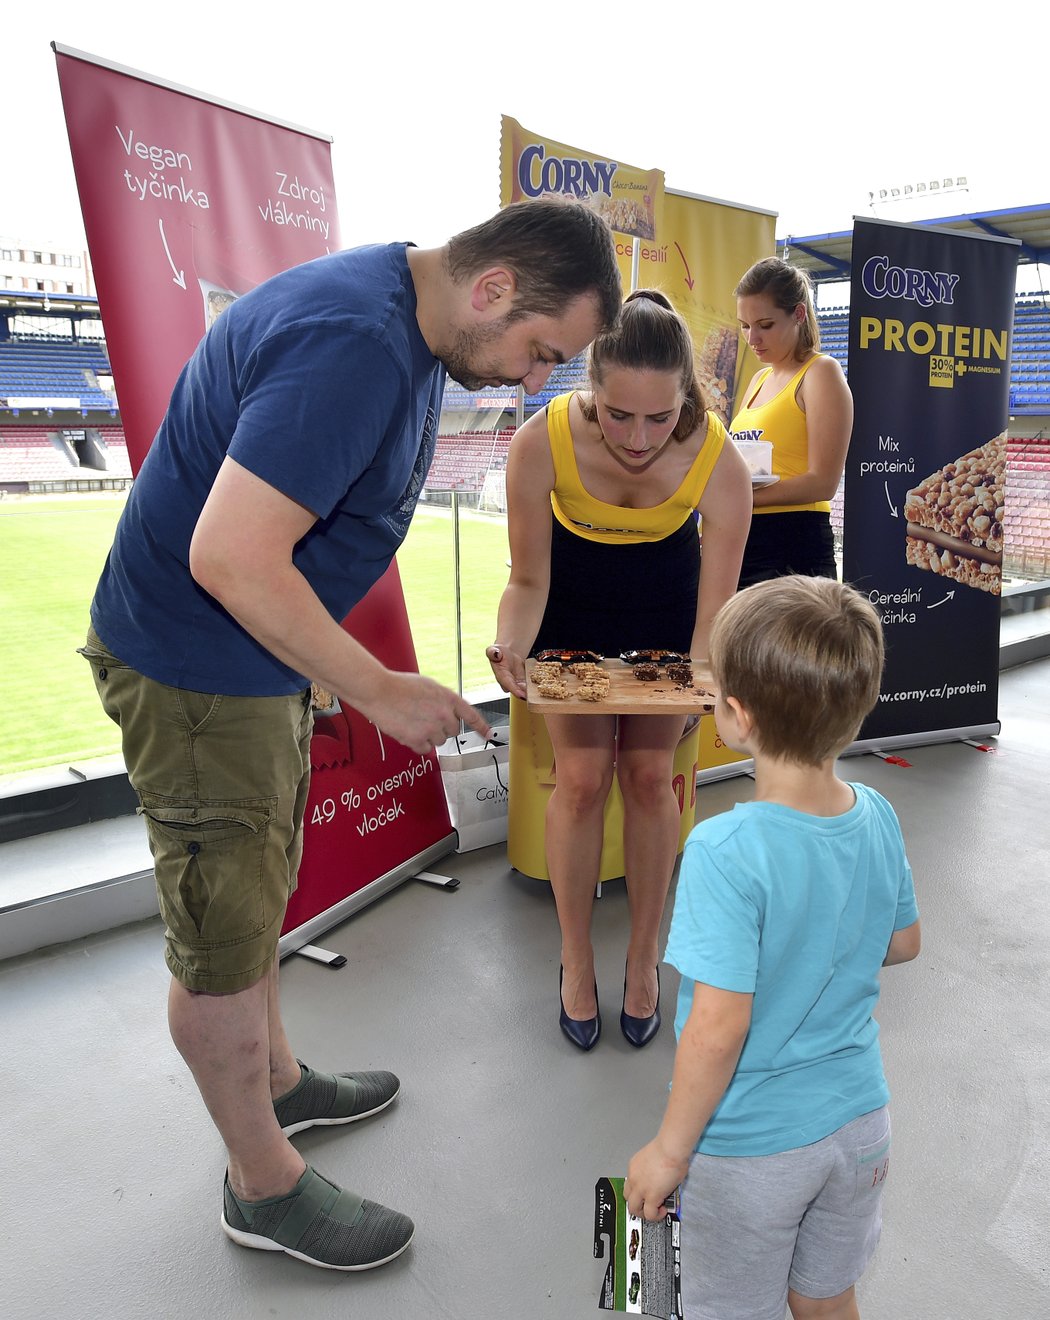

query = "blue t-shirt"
(665, 782), (918, 1156)
(91, 243), (444, 695)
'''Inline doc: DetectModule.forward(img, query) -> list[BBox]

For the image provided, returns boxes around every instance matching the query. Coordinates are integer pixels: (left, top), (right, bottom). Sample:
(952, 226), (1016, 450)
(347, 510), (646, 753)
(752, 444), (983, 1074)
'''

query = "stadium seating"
(0, 336), (114, 410)
(1004, 435), (1050, 579)
(0, 422), (132, 487)
(425, 430), (513, 491)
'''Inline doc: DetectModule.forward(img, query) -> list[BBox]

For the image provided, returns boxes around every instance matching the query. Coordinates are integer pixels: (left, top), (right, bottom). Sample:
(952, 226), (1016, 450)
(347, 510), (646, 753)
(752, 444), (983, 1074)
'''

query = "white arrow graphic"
(158, 218), (186, 289)
(884, 481), (898, 518)
(927, 591), (955, 609)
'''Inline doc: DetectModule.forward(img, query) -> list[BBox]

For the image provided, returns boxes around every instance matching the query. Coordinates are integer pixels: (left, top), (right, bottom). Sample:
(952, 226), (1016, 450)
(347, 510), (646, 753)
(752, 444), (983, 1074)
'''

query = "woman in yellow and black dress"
(486, 291), (752, 1051)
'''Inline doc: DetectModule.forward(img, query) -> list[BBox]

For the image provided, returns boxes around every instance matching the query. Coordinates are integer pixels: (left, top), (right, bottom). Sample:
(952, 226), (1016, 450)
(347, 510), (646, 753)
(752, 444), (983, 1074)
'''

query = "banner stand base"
(693, 721), (1000, 792)
(294, 944), (348, 969)
(842, 723), (1001, 759)
(279, 831), (458, 960)
(696, 759), (754, 787)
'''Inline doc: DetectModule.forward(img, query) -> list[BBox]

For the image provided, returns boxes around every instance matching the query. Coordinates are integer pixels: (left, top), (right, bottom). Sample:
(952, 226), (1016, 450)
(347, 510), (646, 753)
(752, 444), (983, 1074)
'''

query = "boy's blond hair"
(710, 577), (885, 765)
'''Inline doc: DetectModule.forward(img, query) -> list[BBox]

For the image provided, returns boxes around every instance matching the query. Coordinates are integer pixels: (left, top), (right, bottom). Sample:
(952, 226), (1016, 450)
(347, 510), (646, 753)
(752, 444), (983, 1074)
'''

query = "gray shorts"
(680, 1107), (891, 1320)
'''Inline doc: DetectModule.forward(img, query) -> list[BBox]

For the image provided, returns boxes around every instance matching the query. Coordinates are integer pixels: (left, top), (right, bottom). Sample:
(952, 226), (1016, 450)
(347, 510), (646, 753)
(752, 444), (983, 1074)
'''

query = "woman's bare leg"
(616, 714), (686, 1017)
(543, 712), (616, 1020)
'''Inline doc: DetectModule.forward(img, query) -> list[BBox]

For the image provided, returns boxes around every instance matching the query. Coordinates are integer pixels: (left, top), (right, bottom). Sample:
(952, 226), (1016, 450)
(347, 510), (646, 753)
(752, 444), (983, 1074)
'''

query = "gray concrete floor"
(2, 658), (1049, 1319)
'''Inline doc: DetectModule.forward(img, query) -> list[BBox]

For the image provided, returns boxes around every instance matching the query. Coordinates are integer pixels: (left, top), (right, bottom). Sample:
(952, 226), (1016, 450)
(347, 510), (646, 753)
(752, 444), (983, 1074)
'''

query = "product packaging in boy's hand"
(437, 726), (509, 851)
(594, 1177), (682, 1318)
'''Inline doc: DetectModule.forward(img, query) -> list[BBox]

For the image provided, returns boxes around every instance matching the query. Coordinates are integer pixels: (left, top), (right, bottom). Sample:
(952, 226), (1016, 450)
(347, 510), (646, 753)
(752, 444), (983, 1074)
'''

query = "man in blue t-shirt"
(80, 200), (620, 1272)
(625, 577), (921, 1320)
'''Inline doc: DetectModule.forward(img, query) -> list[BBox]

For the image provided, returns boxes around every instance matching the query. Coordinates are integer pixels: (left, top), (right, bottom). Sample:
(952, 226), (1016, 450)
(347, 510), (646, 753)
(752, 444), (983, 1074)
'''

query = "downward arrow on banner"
(158, 218), (186, 289)
(884, 482), (898, 517)
(674, 242), (695, 291)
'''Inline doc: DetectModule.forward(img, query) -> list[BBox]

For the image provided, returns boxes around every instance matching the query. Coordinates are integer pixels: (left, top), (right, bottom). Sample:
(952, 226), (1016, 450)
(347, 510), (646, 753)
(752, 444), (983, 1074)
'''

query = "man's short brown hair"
(445, 199), (621, 331)
(710, 576), (885, 765)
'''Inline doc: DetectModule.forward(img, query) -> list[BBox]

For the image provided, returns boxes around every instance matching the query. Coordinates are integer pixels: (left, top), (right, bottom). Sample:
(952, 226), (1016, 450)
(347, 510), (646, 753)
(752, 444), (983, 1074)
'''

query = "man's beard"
(438, 315), (521, 391)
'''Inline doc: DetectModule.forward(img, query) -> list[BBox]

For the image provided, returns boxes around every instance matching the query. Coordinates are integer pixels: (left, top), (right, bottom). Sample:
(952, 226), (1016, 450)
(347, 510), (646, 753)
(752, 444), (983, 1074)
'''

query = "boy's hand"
(625, 1139), (689, 1222)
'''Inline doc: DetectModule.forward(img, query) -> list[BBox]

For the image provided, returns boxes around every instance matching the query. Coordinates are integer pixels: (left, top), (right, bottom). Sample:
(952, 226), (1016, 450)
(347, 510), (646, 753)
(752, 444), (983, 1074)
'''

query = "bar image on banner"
(842, 217), (1019, 748)
(500, 115), (664, 246)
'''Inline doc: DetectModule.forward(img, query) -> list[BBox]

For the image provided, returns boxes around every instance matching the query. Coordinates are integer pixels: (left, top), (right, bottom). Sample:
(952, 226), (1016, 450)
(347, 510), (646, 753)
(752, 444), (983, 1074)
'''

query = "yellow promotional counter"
(507, 697), (702, 882)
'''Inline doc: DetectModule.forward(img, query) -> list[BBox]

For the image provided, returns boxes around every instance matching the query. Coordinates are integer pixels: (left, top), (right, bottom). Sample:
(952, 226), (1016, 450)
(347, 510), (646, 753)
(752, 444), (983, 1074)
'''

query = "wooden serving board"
(526, 658), (718, 716)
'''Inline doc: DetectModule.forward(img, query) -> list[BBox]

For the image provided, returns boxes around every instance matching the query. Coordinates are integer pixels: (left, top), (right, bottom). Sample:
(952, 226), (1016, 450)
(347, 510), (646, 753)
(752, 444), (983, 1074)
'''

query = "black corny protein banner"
(843, 217), (1019, 746)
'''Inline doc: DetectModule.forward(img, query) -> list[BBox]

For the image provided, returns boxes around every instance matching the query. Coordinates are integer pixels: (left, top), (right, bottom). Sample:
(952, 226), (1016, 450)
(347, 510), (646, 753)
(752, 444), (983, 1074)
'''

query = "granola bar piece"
(532, 662), (564, 683)
(577, 683), (609, 702)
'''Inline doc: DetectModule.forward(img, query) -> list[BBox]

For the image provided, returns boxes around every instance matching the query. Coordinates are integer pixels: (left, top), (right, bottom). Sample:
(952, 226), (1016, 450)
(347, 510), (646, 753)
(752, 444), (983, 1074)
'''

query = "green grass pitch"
(0, 495), (511, 779)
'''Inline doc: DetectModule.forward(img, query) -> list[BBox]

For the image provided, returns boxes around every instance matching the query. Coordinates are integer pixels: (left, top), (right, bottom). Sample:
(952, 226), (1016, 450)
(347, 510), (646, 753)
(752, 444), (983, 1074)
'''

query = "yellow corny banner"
(500, 116), (664, 243)
(627, 188), (776, 425)
(500, 122), (777, 780)
(499, 120), (775, 425)
(653, 190), (774, 775)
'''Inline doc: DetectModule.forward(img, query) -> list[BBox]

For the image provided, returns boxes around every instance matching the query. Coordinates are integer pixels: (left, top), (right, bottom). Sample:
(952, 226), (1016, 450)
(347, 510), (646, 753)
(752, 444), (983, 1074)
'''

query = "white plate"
(751, 474), (780, 488)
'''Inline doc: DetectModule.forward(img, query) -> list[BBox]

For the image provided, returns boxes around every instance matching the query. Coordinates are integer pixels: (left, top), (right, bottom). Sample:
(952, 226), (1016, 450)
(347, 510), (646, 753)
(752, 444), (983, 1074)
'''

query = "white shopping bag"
(437, 726), (510, 851)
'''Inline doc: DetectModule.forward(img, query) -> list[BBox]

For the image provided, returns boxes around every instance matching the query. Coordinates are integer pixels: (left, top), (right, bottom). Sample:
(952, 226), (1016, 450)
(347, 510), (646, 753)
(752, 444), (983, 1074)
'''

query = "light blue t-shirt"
(665, 782), (918, 1157)
(91, 243), (443, 695)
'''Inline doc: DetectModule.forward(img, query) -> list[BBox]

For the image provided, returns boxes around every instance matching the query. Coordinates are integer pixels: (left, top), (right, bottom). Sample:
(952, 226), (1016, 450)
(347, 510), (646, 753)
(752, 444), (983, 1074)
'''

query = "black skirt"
(738, 511), (835, 590)
(531, 516), (700, 658)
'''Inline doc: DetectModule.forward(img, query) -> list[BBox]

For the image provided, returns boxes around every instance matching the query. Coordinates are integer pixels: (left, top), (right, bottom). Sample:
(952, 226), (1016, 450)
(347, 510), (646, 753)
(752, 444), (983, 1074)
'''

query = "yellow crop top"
(729, 355), (829, 515)
(546, 392), (727, 545)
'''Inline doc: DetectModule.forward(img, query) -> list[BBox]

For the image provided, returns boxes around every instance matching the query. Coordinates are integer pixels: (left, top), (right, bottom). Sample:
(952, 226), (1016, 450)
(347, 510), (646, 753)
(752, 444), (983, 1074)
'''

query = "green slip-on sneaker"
(221, 1166), (414, 1271)
(274, 1061), (400, 1136)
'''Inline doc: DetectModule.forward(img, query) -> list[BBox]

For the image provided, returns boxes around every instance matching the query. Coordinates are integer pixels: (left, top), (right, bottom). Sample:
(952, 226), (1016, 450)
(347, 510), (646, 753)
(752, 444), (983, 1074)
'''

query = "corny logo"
(516, 143), (618, 199)
(861, 255), (960, 308)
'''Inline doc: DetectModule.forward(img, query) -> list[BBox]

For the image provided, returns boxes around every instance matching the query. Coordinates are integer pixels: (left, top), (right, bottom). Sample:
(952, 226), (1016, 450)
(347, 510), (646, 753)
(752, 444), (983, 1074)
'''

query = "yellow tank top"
(729, 355), (829, 515)
(547, 392), (727, 545)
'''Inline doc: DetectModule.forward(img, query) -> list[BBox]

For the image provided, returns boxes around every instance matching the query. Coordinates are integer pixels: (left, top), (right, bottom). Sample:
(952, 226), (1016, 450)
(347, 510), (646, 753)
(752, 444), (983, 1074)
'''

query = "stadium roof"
(0, 288), (101, 316)
(777, 203), (1050, 284)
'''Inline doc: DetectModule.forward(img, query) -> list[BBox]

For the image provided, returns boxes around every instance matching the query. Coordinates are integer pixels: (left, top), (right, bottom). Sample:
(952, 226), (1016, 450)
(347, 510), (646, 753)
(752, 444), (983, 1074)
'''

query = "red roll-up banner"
(54, 44), (456, 946)
(53, 43), (340, 472)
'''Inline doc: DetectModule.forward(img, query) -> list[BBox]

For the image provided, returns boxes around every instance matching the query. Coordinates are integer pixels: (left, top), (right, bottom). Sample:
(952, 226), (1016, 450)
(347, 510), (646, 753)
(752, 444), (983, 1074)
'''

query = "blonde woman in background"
(731, 257), (853, 588)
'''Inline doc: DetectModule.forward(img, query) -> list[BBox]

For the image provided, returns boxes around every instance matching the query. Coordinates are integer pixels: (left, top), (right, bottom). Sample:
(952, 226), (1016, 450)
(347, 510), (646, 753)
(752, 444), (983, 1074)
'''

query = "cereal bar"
(577, 683), (609, 702)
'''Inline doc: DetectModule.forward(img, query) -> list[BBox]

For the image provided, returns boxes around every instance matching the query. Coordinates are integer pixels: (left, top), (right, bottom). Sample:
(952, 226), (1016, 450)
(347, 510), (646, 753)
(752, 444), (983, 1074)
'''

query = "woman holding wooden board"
(487, 290), (751, 1051)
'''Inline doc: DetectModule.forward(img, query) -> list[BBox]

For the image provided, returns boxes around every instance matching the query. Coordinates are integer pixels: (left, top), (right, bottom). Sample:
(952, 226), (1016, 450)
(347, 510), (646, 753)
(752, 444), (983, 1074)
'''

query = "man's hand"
(624, 1139), (688, 1222)
(355, 670), (491, 753)
(190, 459), (491, 751)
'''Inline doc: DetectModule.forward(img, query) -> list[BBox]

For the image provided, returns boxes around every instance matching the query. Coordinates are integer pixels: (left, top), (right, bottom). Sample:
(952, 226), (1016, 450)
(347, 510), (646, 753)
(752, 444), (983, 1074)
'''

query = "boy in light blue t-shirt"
(626, 577), (920, 1320)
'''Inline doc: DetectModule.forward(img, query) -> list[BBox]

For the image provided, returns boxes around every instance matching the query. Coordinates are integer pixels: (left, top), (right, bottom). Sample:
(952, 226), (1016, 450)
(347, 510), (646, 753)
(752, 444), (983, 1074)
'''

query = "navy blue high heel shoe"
(559, 966), (601, 1051)
(620, 964), (661, 1048)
